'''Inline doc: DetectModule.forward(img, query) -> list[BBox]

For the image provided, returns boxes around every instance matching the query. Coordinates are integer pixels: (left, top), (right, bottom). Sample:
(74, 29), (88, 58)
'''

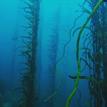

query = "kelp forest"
(0, 0), (107, 107)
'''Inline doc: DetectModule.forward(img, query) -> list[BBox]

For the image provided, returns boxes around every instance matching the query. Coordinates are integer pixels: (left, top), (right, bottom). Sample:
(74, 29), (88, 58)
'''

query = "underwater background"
(0, 0), (107, 107)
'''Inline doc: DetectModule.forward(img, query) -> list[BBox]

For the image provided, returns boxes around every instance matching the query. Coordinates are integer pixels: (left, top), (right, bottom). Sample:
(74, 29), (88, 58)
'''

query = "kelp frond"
(65, 0), (104, 107)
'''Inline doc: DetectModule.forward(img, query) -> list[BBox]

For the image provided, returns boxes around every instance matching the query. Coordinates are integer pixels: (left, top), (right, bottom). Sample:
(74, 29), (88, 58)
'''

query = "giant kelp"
(43, 9), (60, 107)
(77, 0), (107, 107)
(18, 0), (40, 107)
(86, 1), (107, 107)
(65, 0), (104, 107)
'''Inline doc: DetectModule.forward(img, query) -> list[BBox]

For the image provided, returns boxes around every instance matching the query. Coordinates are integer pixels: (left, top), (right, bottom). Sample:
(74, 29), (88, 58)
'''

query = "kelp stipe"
(43, 9), (60, 106)
(85, 1), (107, 107)
(65, 0), (104, 107)
(18, 0), (40, 107)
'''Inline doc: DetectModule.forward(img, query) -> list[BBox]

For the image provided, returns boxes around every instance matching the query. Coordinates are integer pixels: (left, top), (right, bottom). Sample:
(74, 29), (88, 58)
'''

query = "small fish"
(69, 75), (103, 85)
(69, 75), (90, 80)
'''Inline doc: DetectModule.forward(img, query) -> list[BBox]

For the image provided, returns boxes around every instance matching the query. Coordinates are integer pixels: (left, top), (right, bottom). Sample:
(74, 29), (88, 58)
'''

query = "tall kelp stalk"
(84, 1), (107, 107)
(90, 1), (103, 107)
(100, 3), (107, 107)
(66, 0), (104, 107)
(79, 0), (107, 107)
(18, 0), (40, 107)
(44, 10), (60, 107)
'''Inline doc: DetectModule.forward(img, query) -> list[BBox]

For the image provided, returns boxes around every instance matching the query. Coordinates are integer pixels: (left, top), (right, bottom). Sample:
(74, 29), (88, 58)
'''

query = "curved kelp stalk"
(65, 0), (104, 107)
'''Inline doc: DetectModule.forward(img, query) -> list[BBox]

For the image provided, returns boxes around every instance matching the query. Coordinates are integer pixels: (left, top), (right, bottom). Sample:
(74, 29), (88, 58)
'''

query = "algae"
(65, 0), (104, 107)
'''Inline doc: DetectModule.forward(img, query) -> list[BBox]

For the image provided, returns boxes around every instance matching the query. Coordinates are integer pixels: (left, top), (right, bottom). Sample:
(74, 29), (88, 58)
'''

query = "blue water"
(0, 0), (107, 107)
